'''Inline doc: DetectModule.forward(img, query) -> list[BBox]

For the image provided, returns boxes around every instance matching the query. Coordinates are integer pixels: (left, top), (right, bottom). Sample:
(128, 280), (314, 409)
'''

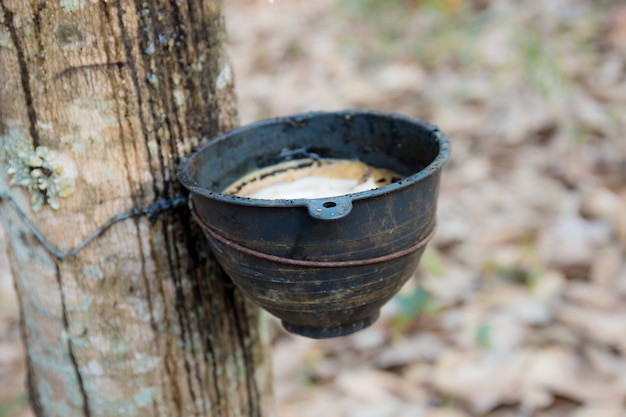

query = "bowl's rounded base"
(281, 311), (381, 339)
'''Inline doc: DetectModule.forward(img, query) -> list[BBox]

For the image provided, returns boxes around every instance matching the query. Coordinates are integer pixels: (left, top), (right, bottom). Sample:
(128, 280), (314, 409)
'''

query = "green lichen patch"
(133, 387), (155, 407)
(59, 0), (86, 13)
(0, 30), (12, 49)
(2, 128), (75, 212)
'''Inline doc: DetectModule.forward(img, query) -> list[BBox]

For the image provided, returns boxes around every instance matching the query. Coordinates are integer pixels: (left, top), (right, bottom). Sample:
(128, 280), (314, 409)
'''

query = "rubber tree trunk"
(0, 0), (273, 416)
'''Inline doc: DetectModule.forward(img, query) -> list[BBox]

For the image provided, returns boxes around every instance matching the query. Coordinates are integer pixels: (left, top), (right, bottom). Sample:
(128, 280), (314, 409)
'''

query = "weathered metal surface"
(178, 110), (450, 338)
(193, 212), (437, 268)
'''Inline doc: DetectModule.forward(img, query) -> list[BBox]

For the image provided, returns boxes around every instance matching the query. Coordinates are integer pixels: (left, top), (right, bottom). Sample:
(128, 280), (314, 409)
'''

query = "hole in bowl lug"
(307, 198), (352, 220)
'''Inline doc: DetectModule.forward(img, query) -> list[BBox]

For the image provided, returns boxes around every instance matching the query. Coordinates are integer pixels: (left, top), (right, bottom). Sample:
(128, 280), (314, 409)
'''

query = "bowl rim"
(178, 109), (451, 210)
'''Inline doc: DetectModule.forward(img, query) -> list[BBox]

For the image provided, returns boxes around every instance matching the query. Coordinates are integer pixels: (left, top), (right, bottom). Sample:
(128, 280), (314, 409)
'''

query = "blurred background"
(2, 0), (626, 416)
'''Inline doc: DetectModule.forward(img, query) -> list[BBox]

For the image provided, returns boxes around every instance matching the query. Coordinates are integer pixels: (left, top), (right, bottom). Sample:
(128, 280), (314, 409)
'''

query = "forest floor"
(2, 0), (626, 416)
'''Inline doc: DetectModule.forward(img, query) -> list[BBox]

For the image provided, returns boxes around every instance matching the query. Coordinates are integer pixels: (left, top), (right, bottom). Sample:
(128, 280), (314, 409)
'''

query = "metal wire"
(0, 191), (186, 260)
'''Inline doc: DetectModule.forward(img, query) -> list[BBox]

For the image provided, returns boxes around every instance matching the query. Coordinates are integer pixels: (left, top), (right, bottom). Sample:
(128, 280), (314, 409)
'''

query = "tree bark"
(0, 1), (273, 416)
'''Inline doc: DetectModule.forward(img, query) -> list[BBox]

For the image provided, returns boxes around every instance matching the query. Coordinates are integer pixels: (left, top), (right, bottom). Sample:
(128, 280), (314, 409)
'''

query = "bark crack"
(55, 264), (92, 417)
(230, 289), (262, 417)
(140, 0), (171, 196)
(162, 218), (200, 416)
(29, 0), (48, 100)
(12, 265), (45, 416)
(156, 219), (183, 415)
(0, 2), (41, 147)
(184, 217), (216, 414)
(170, 212), (207, 416)
(54, 62), (127, 81)
(116, 0), (161, 199)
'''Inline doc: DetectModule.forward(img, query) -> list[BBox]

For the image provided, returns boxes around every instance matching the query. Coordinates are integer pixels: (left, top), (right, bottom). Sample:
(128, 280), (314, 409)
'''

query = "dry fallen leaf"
(564, 282), (622, 311)
(589, 246), (624, 288)
(571, 405), (626, 417)
(376, 332), (447, 368)
(335, 369), (415, 403)
(583, 345), (626, 384)
(555, 302), (626, 350)
(432, 349), (523, 413)
(538, 214), (612, 270)
(519, 346), (625, 410)
(608, 5), (626, 48)
(422, 409), (470, 417)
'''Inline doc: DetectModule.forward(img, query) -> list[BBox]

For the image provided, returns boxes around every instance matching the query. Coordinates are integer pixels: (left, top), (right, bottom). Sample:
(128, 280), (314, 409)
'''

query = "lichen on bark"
(1, 127), (75, 211)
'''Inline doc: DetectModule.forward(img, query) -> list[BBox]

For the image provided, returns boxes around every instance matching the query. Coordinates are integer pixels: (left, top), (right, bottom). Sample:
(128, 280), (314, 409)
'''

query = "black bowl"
(178, 110), (450, 338)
